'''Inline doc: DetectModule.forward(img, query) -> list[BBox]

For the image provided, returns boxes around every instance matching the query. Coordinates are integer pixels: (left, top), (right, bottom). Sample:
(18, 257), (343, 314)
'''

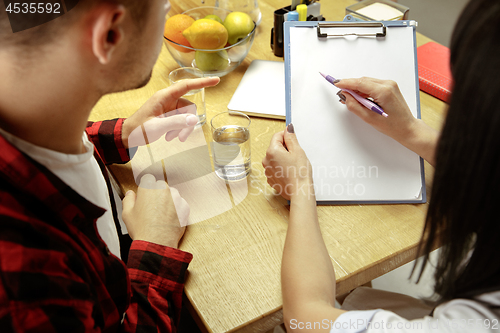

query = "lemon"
(182, 19), (228, 50)
(195, 50), (229, 71)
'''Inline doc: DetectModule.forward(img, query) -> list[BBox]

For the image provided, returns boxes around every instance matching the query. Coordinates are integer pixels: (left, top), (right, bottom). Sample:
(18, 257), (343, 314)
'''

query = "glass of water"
(169, 67), (206, 125)
(211, 111), (251, 181)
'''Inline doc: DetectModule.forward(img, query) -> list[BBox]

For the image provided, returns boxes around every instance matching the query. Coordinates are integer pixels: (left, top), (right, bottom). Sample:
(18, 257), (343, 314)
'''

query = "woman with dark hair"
(263, 0), (500, 331)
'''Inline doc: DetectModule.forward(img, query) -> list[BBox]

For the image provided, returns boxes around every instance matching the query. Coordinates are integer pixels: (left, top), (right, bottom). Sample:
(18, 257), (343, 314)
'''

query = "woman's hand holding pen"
(336, 77), (439, 166)
(335, 77), (417, 143)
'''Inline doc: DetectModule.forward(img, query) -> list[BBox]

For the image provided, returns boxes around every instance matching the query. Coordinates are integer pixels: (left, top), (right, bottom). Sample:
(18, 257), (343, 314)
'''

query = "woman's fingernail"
(125, 190), (133, 196)
(186, 115), (198, 126)
(337, 91), (346, 102)
(287, 123), (295, 133)
(333, 79), (341, 85)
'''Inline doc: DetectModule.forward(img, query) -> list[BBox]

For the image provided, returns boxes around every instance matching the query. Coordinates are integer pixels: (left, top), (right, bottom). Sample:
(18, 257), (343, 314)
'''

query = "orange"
(164, 14), (195, 52)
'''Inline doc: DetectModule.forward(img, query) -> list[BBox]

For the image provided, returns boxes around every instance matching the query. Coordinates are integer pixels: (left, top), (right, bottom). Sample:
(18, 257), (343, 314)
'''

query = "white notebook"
(228, 60), (286, 119)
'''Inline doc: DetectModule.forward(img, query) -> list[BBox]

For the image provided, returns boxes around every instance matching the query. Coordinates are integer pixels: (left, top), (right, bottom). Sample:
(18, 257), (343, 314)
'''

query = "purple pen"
(319, 72), (389, 118)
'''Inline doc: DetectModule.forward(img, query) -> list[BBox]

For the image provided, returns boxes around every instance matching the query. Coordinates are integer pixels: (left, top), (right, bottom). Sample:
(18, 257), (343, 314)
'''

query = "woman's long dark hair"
(414, 0), (500, 303)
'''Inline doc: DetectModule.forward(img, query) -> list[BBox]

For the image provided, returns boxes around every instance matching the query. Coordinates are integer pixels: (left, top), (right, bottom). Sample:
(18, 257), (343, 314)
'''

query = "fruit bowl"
(164, 7), (256, 77)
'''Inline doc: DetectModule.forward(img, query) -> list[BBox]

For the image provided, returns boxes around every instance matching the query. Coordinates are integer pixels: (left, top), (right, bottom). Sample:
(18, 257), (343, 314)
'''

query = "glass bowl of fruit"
(164, 6), (256, 77)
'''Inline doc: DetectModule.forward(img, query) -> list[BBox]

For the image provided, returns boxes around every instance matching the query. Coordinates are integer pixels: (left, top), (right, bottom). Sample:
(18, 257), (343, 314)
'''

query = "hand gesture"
(122, 77), (220, 147)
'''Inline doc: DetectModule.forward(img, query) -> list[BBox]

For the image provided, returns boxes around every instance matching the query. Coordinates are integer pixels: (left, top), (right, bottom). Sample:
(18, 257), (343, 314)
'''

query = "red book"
(417, 42), (453, 102)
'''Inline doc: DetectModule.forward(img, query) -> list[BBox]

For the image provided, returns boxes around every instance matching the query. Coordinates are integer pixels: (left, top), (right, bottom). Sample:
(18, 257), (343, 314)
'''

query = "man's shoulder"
(0, 179), (63, 245)
(0, 177), (38, 223)
(0, 171), (82, 253)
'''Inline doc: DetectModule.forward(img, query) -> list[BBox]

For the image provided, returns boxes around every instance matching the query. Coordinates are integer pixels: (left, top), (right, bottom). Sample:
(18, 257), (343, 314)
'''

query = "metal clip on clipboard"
(317, 22), (386, 39)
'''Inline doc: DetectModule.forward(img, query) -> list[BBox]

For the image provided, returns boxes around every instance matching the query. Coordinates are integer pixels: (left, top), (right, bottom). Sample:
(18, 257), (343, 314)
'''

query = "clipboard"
(284, 20), (426, 204)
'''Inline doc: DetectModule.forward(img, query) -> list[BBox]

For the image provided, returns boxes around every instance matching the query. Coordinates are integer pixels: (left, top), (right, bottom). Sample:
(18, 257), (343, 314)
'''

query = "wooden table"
(90, 0), (447, 332)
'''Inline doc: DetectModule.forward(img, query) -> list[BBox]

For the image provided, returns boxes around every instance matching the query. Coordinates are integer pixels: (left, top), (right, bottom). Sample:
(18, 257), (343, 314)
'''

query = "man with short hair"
(0, 0), (219, 331)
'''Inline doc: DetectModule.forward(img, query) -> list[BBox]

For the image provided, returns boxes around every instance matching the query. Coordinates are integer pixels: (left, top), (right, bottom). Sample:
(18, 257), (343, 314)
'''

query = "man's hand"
(122, 76), (220, 148)
(122, 174), (190, 249)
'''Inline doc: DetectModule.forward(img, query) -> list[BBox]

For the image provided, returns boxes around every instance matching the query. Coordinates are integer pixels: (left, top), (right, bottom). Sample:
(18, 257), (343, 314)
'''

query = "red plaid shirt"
(0, 118), (193, 332)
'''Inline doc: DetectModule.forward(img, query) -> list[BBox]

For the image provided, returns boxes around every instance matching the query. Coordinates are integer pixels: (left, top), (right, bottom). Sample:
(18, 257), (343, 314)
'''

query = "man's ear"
(91, 4), (126, 65)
